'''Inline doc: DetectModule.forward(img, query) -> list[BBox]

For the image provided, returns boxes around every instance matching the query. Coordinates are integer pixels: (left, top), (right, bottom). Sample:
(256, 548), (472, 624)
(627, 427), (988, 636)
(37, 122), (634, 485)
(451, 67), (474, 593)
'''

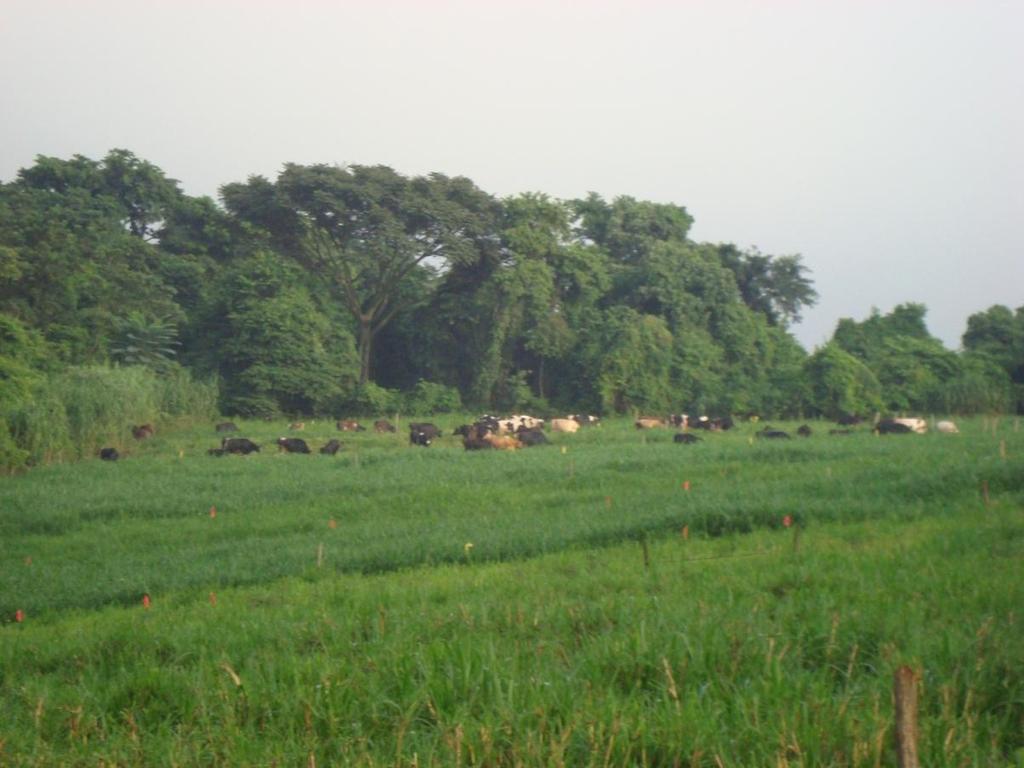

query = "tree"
(716, 244), (818, 326)
(222, 164), (501, 384)
(109, 312), (180, 372)
(200, 249), (358, 416)
(802, 343), (882, 418)
(962, 304), (1024, 413)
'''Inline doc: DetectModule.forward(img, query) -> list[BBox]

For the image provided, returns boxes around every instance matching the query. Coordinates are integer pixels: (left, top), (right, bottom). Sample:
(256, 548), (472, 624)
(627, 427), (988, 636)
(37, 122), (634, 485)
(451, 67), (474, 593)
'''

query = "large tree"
(222, 164), (501, 384)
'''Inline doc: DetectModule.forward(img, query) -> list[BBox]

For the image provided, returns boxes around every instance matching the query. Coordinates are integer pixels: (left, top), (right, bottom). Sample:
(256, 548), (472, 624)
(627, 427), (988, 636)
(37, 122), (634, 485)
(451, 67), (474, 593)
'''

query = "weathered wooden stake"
(982, 480), (991, 507)
(317, 542), (324, 568)
(792, 525), (802, 553)
(999, 440), (1006, 459)
(569, 459), (575, 478)
(641, 536), (650, 570)
(893, 666), (920, 768)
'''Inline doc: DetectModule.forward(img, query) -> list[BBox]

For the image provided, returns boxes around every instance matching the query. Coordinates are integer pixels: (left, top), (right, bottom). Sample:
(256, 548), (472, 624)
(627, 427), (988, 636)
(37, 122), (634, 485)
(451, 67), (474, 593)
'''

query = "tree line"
(1, 150), (1021, 465)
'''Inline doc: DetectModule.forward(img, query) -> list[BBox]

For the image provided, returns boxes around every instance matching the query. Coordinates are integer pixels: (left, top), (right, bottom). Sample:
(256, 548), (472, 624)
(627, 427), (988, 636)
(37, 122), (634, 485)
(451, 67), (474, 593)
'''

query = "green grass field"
(2, 417), (1022, 766)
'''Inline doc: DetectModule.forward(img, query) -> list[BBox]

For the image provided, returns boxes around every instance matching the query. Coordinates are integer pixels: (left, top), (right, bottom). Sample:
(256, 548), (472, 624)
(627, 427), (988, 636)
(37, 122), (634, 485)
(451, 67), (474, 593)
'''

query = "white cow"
(893, 418), (928, 434)
(550, 418), (580, 433)
(936, 420), (959, 434)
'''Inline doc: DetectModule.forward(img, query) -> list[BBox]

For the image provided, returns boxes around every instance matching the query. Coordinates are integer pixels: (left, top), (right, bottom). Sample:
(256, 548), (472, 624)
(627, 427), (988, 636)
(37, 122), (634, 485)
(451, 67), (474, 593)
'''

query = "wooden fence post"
(893, 666), (920, 768)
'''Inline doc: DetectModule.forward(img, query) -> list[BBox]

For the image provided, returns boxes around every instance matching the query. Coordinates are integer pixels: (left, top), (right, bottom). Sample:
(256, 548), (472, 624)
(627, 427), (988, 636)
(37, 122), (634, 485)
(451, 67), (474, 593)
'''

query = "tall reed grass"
(2, 364), (217, 471)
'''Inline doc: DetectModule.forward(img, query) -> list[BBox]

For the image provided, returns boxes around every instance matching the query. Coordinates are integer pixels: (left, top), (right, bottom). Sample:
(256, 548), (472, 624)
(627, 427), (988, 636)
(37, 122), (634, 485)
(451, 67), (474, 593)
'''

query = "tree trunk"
(358, 321), (373, 385)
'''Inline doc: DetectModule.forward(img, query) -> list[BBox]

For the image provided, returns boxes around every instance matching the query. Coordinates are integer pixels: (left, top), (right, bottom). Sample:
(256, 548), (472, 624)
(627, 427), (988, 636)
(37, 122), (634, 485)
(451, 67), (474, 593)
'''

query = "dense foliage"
(1, 150), (1021, 469)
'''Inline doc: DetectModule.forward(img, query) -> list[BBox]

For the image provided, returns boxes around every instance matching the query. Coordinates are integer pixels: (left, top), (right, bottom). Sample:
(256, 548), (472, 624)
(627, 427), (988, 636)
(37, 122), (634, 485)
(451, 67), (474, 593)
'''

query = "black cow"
(222, 437), (260, 454)
(571, 414), (601, 427)
(277, 437), (311, 454)
(691, 416), (735, 431)
(409, 423), (440, 447)
(796, 424), (812, 437)
(757, 428), (791, 440)
(462, 434), (495, 450)
(874, 420), (912, 435)
(100, 447), (120, 461)
(216, 422), (238, 433)
(320, 439), (343, 455)
(837, 413), (862, 426)
(673, 433), (701, 444)
(516, 427), (549, 447)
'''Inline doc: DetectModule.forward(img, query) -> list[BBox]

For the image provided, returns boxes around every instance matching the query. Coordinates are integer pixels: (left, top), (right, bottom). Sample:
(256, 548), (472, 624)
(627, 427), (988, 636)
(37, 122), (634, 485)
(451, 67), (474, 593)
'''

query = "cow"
(874, 420), (913, 435)
(667, 414), (688, 428)
(374, 419), (397, 433)
(550, 418), (580, 434)
(337, 420), (366, 432)
(635, 418), (665, 430)
(132, 424), (154, 440)
(571, 414), (601, 427)
(215, 422), (238, 433)
(320, 439), (343, 455)
(516, 426), (549, 446)
(837, 414), (862, 426)
(483, 433), (522, 450)
(409, 423), (441, 440)
(463, 433), (494, 450)
(222, 437), (260, 454)
(409, 423), (440, 447)
(936, 420), (959, 434)
(503, 414), (545, 431)
(796, 424), (812, 438)
(673, 433), (701, 444)
(756, 428), (791, 440)
(892, 418), (927, 434)
(99, 447), (120, 461)
(691, 416), (734, 431)
(277, 437), (311, 454)
(476, 415), (502, 434)
(289, 422), (305, 431)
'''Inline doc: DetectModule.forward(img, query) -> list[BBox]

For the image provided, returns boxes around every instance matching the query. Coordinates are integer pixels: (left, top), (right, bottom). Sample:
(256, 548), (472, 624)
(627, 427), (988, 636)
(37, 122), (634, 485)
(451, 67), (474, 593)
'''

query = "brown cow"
(337, 420), (366, 432)
(483, 434), (522, 450)
(132, 424), (154, 440)
(374, 419), (397, 433)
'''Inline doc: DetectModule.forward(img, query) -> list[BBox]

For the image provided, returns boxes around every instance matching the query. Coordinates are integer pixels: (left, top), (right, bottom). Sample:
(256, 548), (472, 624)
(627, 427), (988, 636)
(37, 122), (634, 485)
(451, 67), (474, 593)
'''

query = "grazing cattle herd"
(97, 411), (965, 461)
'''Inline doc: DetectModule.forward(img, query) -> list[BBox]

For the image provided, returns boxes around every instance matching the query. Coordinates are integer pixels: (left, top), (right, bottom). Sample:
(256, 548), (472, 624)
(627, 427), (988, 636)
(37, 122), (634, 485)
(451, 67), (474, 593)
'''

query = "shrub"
(402, 381), (463, 415)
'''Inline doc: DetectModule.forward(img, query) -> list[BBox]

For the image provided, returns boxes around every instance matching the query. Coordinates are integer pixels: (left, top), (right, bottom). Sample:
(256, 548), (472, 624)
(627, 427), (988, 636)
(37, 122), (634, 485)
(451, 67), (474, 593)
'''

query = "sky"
(2, 0), (1021, 351)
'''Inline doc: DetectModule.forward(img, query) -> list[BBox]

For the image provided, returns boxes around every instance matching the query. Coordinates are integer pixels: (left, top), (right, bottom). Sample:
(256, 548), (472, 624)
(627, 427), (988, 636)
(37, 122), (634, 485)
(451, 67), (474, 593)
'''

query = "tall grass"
(2, 364), (217, 471)
(1, 511), (1021, 766)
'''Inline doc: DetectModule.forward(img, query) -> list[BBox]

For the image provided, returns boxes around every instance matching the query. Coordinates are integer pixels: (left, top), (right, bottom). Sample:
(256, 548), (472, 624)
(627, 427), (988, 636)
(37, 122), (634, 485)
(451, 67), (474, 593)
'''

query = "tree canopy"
(0, 147), (1016, 456)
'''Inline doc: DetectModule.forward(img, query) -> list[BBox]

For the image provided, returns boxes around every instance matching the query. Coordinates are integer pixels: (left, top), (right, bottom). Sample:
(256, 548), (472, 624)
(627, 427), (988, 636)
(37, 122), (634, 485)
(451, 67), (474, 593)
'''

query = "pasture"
(1, 417), (1022, 766)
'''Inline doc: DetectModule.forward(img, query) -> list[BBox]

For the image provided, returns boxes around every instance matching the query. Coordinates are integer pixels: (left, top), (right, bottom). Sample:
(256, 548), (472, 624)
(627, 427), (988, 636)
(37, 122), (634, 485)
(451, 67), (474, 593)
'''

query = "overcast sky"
(2, 0), (1020, 350)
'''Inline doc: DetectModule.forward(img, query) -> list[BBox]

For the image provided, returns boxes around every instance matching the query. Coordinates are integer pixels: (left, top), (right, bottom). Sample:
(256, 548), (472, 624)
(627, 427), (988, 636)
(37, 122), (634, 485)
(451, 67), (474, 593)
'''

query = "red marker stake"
(209, 506), (217, 518)
(783, 515), (793, 528)
(15, 609), (24, 623)
(142, 594), (151, 609)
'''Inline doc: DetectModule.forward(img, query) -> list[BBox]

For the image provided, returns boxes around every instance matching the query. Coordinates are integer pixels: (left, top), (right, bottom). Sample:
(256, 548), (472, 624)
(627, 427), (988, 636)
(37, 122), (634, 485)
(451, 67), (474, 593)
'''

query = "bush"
(337, 382), (400, 417)
(402, 381), (463, 415)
